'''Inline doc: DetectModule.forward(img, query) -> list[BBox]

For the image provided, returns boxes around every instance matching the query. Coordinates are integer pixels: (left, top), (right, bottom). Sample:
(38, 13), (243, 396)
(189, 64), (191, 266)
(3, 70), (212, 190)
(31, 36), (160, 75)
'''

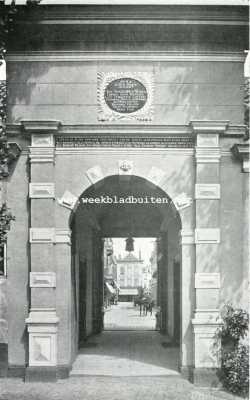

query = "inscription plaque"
(104, 78), (148, 114)
(98, 72), (154, 121)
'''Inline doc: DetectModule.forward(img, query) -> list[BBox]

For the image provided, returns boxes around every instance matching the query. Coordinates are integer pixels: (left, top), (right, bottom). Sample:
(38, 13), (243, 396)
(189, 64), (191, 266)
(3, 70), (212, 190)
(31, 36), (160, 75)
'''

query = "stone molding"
(179, 229), (195, 245)
(195, 147), (221, 163)
(231, 142), (250, 173)
(30, 272), (56, 288)
(29, 147), (55, 164)
(6, 51), (245, 63)
(7, 123), (246, 139)
(190, 120), (229, 135)
(29, 183), (55, 199)
(195, 228), (220, 244)
(21, 120), (61, 135)
(56, 148), (194, 156)
(54, 229), (71, 244)
(195, 273), (220, 289)
(4, 1), (248, 19)
(195, 184), (220, 199)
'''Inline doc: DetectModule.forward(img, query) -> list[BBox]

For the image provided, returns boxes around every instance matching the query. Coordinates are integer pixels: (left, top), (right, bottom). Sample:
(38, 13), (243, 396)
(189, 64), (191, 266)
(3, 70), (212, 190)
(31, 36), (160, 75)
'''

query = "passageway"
(70, 330), (179, 377)
(104, 302), (156, 331)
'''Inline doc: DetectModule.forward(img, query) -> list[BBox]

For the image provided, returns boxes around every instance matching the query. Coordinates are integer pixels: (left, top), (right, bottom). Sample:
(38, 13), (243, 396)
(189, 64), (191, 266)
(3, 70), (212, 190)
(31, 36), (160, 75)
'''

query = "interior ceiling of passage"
(74, 175), (181, 237)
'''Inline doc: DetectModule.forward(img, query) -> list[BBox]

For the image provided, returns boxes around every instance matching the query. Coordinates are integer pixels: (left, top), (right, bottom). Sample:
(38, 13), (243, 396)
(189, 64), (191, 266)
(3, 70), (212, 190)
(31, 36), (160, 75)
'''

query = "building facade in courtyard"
(0, 0), (249, 386)
(116, 252), (145, 301)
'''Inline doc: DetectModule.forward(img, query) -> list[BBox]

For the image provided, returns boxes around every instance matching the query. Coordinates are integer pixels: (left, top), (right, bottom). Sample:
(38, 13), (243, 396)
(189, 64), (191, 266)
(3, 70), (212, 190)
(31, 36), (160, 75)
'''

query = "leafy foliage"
(220, 344), (249, 397)
(217, 304), (249, 397)
(0, 203), (15, 246)
(219, 304), (249, 343)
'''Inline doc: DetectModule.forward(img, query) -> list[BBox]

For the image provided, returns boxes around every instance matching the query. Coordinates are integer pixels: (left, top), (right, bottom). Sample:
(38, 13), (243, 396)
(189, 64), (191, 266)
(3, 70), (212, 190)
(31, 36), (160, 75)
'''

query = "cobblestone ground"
(0, 377), (244, 400)
(104, 302), (156, 330)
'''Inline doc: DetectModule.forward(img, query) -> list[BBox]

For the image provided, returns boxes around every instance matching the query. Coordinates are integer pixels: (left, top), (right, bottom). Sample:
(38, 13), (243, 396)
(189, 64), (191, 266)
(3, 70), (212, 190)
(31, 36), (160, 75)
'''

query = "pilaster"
(190, 120), (227, 381)
(22, 120), (61, 379)
(231, 141), (249, 305)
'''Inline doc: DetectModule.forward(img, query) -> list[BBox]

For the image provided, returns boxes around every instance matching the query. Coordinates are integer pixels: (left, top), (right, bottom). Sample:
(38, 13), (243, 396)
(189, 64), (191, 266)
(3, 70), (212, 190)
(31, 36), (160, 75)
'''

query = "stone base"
(7, 365), (25, 379)
(193, 368), (221, 388)
(0, 344), (8, 378)
(57, 365), (71, 379)
(25, 366), (57, 382)
(180, 366), (193, 382)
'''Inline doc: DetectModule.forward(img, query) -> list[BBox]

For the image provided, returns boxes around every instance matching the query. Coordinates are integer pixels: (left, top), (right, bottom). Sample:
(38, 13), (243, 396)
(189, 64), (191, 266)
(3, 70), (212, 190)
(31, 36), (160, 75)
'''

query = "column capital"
(231, 142), (249, 173)
(190, 120), (229, 135)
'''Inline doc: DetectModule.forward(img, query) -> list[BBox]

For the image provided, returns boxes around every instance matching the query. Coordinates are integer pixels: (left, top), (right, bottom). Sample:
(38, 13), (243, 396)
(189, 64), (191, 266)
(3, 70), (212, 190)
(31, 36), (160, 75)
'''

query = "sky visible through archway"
(111, 237), (155, 264)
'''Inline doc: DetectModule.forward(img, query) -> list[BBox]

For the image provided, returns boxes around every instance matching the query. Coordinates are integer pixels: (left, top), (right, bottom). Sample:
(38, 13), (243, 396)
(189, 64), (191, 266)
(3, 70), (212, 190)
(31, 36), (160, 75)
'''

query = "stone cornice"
(5, 1), (248, 6)
(231, 142), (250, 172)
(190, 120), (229, 135)
(21, 120), (61, 135)
(6, 51), (246, 63)
(7, 123), (246, 138)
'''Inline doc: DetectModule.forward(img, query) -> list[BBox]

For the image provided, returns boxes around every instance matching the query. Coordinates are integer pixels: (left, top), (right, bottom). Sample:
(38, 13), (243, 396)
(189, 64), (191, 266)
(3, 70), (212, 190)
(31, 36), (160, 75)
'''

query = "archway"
(69, 174), (182, 374)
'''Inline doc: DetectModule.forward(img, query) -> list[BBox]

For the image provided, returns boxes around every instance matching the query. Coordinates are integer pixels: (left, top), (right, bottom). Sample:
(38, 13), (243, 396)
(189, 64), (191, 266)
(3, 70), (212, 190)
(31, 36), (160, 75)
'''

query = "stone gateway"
(0, 0), (249, 388)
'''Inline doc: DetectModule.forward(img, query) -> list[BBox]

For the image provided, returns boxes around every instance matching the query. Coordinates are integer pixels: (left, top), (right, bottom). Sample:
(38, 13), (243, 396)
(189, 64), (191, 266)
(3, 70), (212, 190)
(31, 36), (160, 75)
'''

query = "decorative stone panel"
(30, 272), (56, 288)
(192, 320), (222, 368)
(173, 193), (192, 210)
(197, 134), (219, 148)
(195, 228), (220, 244)
(31, 134), (54, 147)
(58, 190), (78, 210)
(118, 160), (133, 175)
(86, 165), (104, 184)
(195, 184), (220, 199)
(195, 273), (220, 289)
(30, 228), (55, 243)
(29, 183), (55, 199)
(26, 309), (59, 367)
(147, 166), (166, 185)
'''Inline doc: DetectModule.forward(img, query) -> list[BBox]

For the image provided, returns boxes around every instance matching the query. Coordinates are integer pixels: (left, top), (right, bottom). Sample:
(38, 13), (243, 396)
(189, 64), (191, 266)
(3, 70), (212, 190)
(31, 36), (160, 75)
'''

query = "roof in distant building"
(117, 253), (143, 263)
(119, 288), (138, 296)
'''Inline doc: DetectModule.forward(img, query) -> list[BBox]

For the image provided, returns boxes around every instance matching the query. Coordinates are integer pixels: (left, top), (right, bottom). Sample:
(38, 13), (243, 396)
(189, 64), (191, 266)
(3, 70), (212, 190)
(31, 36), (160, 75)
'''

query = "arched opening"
(70, 175), (182, 375)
